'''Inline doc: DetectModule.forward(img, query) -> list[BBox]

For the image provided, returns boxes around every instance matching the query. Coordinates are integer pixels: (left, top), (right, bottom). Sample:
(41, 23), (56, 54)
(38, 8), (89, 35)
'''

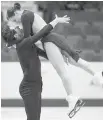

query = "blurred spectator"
(1, 11), (3, 22)
(65, 1), (86, 11)
(83, 1), (100, 11)
(98, 1), (103, 11)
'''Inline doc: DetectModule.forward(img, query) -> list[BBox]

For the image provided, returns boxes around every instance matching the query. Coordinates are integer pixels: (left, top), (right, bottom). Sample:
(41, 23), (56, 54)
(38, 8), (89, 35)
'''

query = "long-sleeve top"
(16, 10), (53, 87)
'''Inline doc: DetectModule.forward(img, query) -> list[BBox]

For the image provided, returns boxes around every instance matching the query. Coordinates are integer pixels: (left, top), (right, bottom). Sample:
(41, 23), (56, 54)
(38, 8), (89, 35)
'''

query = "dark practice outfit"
(18, 10), (53, 120)
(17, 43), (47, 120)
(19, 10), (80, 120)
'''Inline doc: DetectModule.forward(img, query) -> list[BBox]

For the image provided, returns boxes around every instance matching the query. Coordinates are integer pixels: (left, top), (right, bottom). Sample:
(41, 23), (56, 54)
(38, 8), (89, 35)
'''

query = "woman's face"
(14, 11), (21, 23)
(9, 11), (21, 23)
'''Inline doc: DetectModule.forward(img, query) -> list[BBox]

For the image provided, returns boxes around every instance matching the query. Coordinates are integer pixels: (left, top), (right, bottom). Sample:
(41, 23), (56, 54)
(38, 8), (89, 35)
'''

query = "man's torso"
(17, 10), (43, 84)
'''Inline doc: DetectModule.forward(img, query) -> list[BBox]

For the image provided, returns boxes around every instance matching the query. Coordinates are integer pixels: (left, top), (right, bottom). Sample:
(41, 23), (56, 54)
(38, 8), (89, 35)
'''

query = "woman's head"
(7, 3), (22, 23)
(2, 22), (24, 47)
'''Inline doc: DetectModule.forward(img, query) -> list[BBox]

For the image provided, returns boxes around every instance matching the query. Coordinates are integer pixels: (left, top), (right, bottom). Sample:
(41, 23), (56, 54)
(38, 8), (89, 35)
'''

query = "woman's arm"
(29, 15), (70, 44)
(21, 13), (32, 38)
(21, 12), (70, 46)
(21, 13), (56, 46)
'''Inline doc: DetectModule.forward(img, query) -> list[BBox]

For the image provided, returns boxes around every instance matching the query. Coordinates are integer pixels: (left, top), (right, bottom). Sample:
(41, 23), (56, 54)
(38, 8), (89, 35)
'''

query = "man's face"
(14, 26), (24, 41)
(7, 22), (24, 41)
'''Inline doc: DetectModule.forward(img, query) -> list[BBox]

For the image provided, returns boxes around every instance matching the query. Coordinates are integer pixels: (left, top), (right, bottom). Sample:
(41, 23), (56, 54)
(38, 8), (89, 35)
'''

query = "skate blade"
(68, 99), (85, 118)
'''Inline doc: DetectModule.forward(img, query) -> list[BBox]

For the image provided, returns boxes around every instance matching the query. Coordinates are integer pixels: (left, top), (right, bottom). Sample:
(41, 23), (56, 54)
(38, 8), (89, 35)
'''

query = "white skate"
(91, 71), (103, 88)
(66, 96), (85, 118)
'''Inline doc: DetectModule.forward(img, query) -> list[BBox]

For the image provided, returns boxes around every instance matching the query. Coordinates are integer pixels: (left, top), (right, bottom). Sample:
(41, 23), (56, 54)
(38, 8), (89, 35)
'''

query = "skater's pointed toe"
(90, 71), (103, 88)
(68, 99), (85, 118)
(66, 95), (85, 118)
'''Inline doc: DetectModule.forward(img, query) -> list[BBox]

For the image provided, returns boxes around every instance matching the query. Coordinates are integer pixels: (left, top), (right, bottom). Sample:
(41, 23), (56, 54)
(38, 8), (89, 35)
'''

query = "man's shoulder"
(16, 39), (30, 50)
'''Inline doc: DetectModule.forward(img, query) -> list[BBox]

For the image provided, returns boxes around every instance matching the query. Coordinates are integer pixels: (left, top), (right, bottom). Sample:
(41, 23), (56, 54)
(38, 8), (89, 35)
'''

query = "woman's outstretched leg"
(61, 50), (103, 88)
(44, 42), (84, 117)
(43, 32), (95, 76)
(43, 32), (103, 88)
(42, 32), (80, 62)
(44, 42), (72, 95)
(61, 50), (95, 75)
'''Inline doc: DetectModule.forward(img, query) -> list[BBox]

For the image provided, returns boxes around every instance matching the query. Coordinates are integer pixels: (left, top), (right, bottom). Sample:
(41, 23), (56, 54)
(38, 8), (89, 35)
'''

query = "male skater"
(2, 14), (70, 120)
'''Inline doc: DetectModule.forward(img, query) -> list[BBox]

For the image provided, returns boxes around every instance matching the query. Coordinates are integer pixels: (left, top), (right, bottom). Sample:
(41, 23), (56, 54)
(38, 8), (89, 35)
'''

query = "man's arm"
(35, 46), (48, 60)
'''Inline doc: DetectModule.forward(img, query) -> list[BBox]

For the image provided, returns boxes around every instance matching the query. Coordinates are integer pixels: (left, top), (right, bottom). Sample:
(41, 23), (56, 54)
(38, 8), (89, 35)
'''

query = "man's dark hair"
(1, 22), (16, 47)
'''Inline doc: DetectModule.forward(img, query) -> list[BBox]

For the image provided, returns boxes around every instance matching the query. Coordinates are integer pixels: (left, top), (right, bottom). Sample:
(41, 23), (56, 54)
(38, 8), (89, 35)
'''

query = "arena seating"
(53, 11), (103, 61)
(75, 22), (88, 31)
(84, 25), (102, 42)
(54, 11), (103, 38)
(55, 11), (103, 22)
(93, 22), (103, 37)
(81, 50), (103, 61)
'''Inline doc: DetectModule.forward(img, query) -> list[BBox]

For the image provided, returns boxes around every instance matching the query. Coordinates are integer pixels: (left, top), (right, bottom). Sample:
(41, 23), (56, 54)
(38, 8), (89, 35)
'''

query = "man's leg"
(19, 82), (42, 120)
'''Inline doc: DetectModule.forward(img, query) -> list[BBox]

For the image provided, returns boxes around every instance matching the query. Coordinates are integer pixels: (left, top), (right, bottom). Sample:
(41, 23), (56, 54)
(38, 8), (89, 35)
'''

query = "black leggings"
(42, 32), (80, 62)
(19, 80), (42, 120)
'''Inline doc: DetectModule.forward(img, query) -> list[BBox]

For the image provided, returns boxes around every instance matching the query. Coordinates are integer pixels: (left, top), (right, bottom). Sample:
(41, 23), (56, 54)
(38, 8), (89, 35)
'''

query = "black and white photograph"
(1, 1), (103, 120)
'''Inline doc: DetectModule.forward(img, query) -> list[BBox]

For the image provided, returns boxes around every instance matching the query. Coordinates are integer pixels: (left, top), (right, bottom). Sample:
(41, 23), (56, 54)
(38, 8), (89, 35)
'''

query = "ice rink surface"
(1, 62), (103, 120)
(1, 107), (103, 120)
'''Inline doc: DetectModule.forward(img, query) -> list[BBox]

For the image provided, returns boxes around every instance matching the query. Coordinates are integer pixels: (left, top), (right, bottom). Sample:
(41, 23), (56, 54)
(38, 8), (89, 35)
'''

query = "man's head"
(1, 22), (24, 47)
(7, 3), (22, 23)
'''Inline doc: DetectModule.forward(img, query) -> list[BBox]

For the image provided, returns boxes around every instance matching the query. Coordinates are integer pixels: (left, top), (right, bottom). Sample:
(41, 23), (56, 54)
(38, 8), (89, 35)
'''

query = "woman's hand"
(50, 14), (70, 28)
(63, 55), (69, 65)
(55, 14), (70, 24)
